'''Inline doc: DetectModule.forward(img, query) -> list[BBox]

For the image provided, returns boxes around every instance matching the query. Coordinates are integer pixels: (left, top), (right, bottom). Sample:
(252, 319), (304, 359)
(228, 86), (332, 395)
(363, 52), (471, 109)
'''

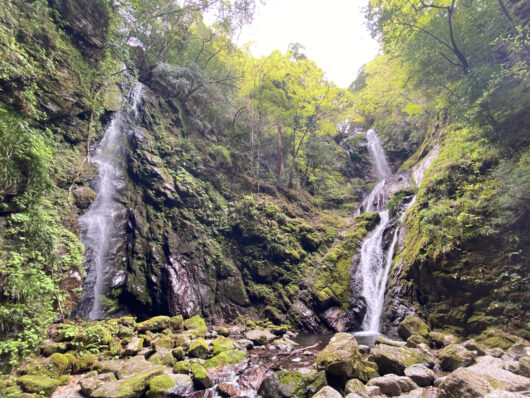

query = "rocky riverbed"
(2, 315), (529, 397)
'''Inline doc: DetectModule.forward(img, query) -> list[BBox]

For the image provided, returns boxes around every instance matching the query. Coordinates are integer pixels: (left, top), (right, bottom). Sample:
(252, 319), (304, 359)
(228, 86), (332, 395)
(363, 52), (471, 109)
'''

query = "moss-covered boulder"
(124, 337), (144, 356)
(316, 333), (363, 379)
(152, 337), (174, 350)
(17, 375), (61, 396)
(173, 361), (192, 374)
(203, 350), (246, 368)
(72, 354), (98, 373)
(345, 378), (369, 397)
(169, 315), (183, 331)
(218, 326), (231, 337)
(312, 386), (342, 398)
(438, 344), (476, 371)
(187, 337), (209, 359)
(146, 374), (175, 397)
(406, 334), (429, 348)
(148, 349), (176, 367)
(211, 336), (235, 356)
(172, 346), (185, 360)
(91, 367), (162, 398)
(398, 316), (430, 341)
(369, 344), (432, 375)
(136, 316), (171, 332)
(477, 329), (519, 350)
(190, 363), (212, 389)
(73, 186), (96, 209)
(429, 331), (459, 348)
(244, 329), (277, 345)
(183, 315), (207, 337)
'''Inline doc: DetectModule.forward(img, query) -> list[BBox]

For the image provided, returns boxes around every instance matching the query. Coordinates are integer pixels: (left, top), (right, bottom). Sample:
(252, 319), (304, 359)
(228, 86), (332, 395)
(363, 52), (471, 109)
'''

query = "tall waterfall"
(356, 129), (411, 333)
(77, 82), (143, 320)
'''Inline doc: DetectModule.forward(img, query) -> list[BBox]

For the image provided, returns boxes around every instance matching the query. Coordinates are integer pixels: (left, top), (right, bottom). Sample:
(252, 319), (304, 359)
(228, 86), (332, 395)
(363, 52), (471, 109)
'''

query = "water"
(78, 82), (143, 320)
(357, 130), (410, 333)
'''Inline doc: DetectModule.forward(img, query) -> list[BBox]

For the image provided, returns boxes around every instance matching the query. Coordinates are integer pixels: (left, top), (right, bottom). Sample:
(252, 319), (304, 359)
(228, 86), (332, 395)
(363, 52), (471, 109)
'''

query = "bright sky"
(236, 0), (380, 87)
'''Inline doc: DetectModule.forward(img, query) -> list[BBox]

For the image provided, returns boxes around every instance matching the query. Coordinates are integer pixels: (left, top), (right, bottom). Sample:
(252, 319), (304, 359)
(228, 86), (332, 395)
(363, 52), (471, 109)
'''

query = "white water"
(79, 82), (143, 320)
(358, 130), (409, 332)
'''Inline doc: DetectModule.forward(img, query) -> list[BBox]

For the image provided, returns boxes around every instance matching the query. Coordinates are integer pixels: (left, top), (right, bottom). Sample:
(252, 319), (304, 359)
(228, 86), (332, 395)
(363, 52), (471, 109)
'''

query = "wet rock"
(244, 329), (277, 345)
(518, 356), (530, 377)
(430, 332), (459, 348)
(238, 365), (267, 391)
(313, 386), (342, 398)
(190, 363), (212, 389)
(166, 374), (193, 396)
(183, 316), (208, 337)
(438, 344), (476, 371)
(316, 332), (363, 378)
(258, 373), (281, 398)
(369, 344), (432, 375)
(375, 336), (406, 347)
(404, 364), (434, 387)
(366, 374), (417, 396)
(345, 378), (369, 397)
(407, 334), (429, 348)
(73, 186), (96, 209)
(216, 382), (241, 397)
(359, 345), (370, 354)
(79, 372), (116, 396)
(146, 374), (175, 397)
(462, 339), (486, 355)
(398, 316), (431, 341)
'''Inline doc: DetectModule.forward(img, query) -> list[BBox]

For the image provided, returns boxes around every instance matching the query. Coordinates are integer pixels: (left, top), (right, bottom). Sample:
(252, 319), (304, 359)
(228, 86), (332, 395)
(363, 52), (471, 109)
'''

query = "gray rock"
(430, 332), (459, 348)
(365, 385), (381, 397)
(433, 376), (447, 387)
(518, 356), (530, 377)
(376, 336), (406, 347)
(367, 374), (418, 396)
(359, 345), (371, 354)
(463, 339), (486, 355)
(485, 391), (526, 398)
(123, 337), (144, 356)
(438, 343), (476, 371)
(235, 338), (254, 350)
(370, 344), (432, 375)
(404, 364), (435, 387)
(312, 386), (342, 398)
(244, 329), (277, 345)
(345, 378), (369, 397)
(316, 333), (363, 378)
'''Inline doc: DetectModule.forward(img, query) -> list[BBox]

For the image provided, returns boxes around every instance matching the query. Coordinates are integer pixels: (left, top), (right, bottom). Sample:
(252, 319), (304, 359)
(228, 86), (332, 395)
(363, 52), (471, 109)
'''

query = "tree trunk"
(276, 124), (284, 178)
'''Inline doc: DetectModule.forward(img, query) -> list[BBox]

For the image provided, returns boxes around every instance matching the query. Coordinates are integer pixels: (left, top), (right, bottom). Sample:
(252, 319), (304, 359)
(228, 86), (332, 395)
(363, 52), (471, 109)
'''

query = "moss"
(211, 336), (235, 356)
(182, 315), (207, 337)
(48, 353), (71, 373)
(169, 315), (183, 331)
(203, 350), (246, 368)
(173, 361), (192, 374)
(147, 374), (175, 394)
(398, 316), (431, 340)
(136, 316), (171, 332)
(72, 354), (97, 374)
(152, 337), (174, 350)
(190, 362), (207, 380)
(217, 326), (230, 337)
(17, 375), (61, 395)
(478, 329), (518, 350)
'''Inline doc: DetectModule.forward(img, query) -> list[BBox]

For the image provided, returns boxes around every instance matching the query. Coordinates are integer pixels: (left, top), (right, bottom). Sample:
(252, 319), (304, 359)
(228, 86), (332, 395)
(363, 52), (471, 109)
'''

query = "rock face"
(316, 333), (363, 378)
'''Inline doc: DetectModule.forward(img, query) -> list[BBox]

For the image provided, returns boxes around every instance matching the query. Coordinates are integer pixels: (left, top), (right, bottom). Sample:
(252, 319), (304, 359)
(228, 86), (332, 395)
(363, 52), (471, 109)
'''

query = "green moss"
(182, 315), (207, 337)
(147, 374), (175, 394)
(17, 375), (60, 395)
(72, 354), (97, 374)
(203, 350), (246, 368)
(211, 336), (235, 356)
(190, 363), (208, 379)
(187, 338), (209, 358)
(173, 361), (192, 374)
(136, 316), (171, 332)
(169, 315), (183, 331)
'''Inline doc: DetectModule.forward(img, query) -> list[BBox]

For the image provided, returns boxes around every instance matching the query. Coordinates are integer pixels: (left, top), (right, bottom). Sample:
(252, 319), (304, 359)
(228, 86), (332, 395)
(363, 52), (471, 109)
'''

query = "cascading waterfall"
(77, 82), (143, 320)
(355, 129), (411, 333)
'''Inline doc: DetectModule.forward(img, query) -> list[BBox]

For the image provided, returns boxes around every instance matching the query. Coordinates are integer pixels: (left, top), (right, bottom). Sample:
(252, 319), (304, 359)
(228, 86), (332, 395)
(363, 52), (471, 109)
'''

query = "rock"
(79, 373), (116, 395)
(365, 385), (381, 397)
(173, 361), (192, 374)
(146, 374), (175, 397)
(238, 366), (267, 391)
(430, 331), (459, 348)
(345, 378), (369, 397)
(99, 356), (164, 379)
(463, 339), (486, 355)
(90, 367), (162, 398)
(72, 354), (98, 374)
(407, 334), (429, 348)
(169, 315), (183, 331)
(211, 336), (235, 355)
(216, 382), (241, 397)
(152, 337), (173, 350)
(404, 364), (435, 387)
(148, 349), (176, 366)
(73, 186), (97, 209)
(437, 359), (530, 398)
(507, 343), (530, 360)
(124, 337), (144, 356)
(433, 376), (447, 387)
(187, 338), (209, 358)
(190, 363), (212, 389)
(203, 350), (246, 368)
(244, 329), (277, 345)
(345, 394), (365, 398)
(172, 346), (185, 360)
(398, 316), (431, 340)
(218, 326), (231, 337)
(367, 374), (418, 396)
(136, 316), (171, 332)
(316, 332), (363, 378)
(518, 356), (530, 377)
(484, 391), (527, 397)
(359, 345), (371, 354)
(183, 315), (208, 337)
(166, 374), (193, 396)
(312, 386), (342, 398)
(438, 344), (476, 371)
(235, 339), (254, 350)
(375, 336), (407, 347)
(17, 375), (61, 395)
(369, 344), (432, 375)
(258, 373), (281, 398)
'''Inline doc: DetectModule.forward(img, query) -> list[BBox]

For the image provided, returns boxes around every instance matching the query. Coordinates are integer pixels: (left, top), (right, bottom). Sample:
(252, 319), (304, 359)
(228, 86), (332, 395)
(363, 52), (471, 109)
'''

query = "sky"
(235, 0), (380, 88)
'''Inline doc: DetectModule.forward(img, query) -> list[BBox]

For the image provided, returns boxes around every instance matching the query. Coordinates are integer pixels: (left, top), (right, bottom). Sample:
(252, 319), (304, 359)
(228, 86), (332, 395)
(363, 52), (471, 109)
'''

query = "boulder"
(365, 385), (381, 397)
(312, 386), (342, 398)
(404, 364), (434, 387)
(518, 356), (530, 377)
(203, 350), (246, 368)
(124, 337), (144, 356)
(345, 378), (369, 397)
(407, 334), (429, 348)
(91, 366), (163, 398)
(398, 316), (431, 340)
(367, 374), (418, 396)
(369, 344), (432, 375)
(152, 337), (174, 350)
(187, 338), (209, 359)
(73, 186), (96, 209)
(136, 316), (171, 332)
(218, 326), (231, 337)
(17, 375), (61, 395)
(72, 354), (98, 374)
(217, 382), (242, 397)
(211, 336), (235, 355)
(245, 329), (277, 345)
(376, 336), (407, 347)
(438, 344), (476, 371)
(316, 332), (363, 378)
(169, 315), (183, 331)
(79, 372), (116, 396)
(148, 349), (176, 366)
(183, 315), (208, 337)
(146, 374), (175, 397)
(190, 363), (212, 389)
(429, 331), (459, 348)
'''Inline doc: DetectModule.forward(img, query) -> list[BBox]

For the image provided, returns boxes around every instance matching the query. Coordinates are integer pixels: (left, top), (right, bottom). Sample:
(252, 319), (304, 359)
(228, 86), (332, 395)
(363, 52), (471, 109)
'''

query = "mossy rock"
(407, 334), (429, 348)
(146, 374), (175, 397)
(211, 336), (235, 356)
(172, 346), (185, 361)
(173, 361), (192, 374)
(275, 370), (327, 398)
(169, 315), (183, 331)
(477, 329), (519, 350)
(136, 316), (171, 332)
(369, 344), (432, 376)
(203, 350), (246, 368)
(187, 338), (209, 359)
(17, 375), (61, 396)
(316, 333), (363, 379)
(148, 350), (176, 367)
(41, 340), (68, 356)
(73, 324), (112, 347)
(190, 363), (212, 389)
(152, 337), (174, 350)
(72, 354), (98, 373)
(438, 344), (476, 371)
(398, 316), (431, 340)
(182, 315), (207, 337)
(217, 326), (230, 337)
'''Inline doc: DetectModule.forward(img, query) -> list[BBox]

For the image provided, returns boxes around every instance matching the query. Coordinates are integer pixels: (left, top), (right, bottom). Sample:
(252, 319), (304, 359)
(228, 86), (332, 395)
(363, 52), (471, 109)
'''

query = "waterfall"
(77, 82), (143, 320)
(355, 129), (411, 333)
